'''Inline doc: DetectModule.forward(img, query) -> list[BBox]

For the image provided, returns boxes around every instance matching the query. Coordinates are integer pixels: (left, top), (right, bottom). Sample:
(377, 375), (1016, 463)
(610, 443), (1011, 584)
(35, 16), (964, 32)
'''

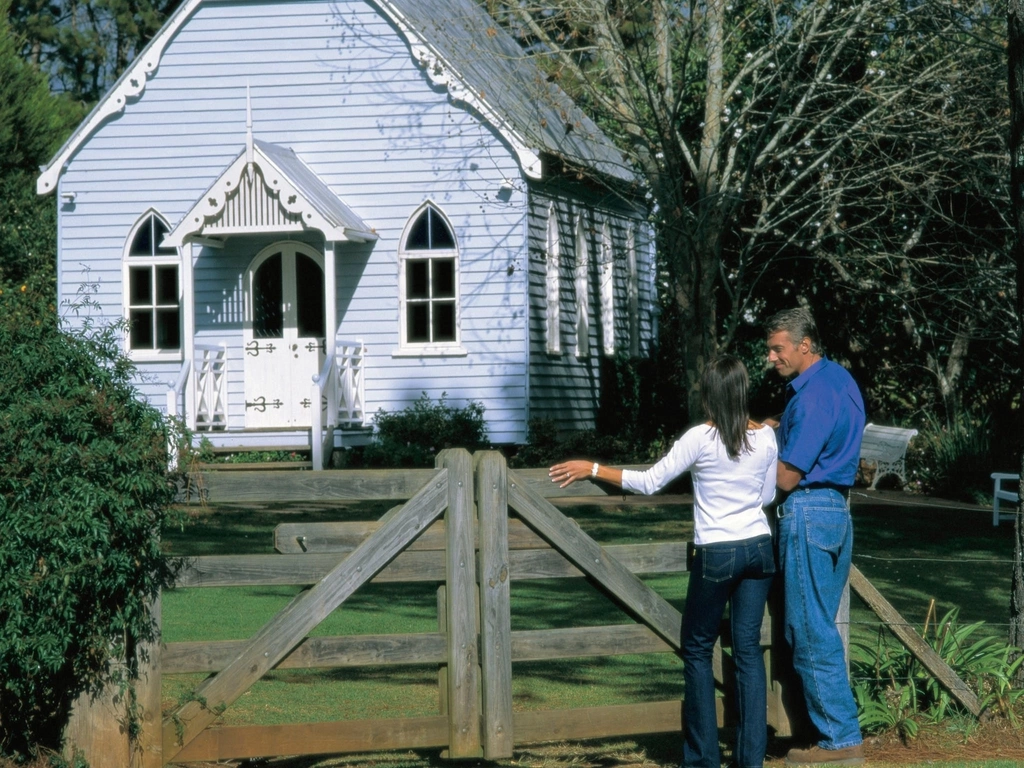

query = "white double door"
(243, 243), (327, 429)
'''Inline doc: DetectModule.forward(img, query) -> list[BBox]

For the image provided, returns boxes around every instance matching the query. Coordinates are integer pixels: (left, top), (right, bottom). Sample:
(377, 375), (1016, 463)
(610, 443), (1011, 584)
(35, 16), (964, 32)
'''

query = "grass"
(161, 500), (690, 727)
(846, 492), (1014, 642)
(159, 489), (1021, 766)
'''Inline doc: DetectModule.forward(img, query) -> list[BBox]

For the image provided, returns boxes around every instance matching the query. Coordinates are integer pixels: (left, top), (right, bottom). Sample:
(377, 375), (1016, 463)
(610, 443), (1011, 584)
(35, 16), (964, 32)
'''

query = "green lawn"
(160, 491), (1019, 764)
(161, 500), (691, 727)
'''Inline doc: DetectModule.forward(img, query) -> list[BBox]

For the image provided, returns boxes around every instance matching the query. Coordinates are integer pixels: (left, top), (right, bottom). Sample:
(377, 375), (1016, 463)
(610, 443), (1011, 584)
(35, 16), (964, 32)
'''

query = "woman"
(549, 355), (778, 768)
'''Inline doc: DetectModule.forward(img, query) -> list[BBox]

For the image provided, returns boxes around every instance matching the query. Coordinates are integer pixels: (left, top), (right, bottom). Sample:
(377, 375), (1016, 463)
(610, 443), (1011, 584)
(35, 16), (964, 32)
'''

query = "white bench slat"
(991, 472), (1018, 527)
(859, 423), (918, 491)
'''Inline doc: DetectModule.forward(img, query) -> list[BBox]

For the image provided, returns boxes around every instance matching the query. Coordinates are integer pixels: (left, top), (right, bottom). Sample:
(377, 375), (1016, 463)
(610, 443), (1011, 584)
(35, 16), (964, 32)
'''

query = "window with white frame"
(599, 219), (615, 357)
(399, 204), (460, 349)
(626, 225), (640, 358)
(124, 211), (181, 359)
(545, 205), (561, 354)
(574, 214), (590, 357)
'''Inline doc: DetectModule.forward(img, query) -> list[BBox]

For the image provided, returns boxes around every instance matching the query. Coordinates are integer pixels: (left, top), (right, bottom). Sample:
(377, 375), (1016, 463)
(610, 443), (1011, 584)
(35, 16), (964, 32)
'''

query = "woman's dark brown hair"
(700, 355), (752, 460)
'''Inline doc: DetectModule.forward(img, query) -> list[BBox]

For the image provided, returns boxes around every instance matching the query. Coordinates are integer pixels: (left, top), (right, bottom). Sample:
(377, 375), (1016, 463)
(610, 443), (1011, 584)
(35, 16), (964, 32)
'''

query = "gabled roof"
(37, 0), (635, 196)
(162, 138), (377, 247)
(377, 0), (634, 183)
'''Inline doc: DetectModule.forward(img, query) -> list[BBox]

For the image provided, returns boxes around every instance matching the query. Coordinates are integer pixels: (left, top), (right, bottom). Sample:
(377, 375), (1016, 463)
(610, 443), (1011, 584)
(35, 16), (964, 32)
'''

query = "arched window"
(545, 205), (561, 354)
(123, 211), (181, 358)
(399, 204), (460, 349)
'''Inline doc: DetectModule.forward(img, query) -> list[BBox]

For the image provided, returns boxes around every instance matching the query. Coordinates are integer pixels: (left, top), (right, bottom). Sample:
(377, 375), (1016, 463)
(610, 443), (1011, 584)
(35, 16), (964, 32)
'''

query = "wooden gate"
(68, 449), (796, 766)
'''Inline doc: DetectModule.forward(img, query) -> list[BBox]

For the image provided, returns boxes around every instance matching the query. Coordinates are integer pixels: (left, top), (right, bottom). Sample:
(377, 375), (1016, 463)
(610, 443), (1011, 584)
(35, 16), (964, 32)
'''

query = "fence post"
(135, 592), (162, 768)
(63, 668), (131, 767)
(476, 451), (513, 759)
(437, 585), (449, 717)
(436, 448), (482, 757)
(63, 593), (161, 768)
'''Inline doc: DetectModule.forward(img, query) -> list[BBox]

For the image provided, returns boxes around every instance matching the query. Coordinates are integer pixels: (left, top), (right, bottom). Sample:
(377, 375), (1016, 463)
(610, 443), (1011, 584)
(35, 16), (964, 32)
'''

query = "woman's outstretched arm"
(548, 460), (624, 489)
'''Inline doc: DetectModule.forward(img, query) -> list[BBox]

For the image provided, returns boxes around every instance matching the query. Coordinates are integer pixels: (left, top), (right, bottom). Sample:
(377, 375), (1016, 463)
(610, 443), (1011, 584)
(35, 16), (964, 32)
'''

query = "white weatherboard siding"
(525, 183), (655, 434)
(56, 0), (529, 444)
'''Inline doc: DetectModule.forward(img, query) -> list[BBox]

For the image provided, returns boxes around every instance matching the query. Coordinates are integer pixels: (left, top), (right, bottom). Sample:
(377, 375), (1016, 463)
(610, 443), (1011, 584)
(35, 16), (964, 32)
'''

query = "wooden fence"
(68, 449), (807, 766)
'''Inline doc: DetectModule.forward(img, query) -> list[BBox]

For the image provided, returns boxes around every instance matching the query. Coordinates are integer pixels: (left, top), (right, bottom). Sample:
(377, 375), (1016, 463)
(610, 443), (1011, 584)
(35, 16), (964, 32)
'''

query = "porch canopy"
(162, 137), (376, 249)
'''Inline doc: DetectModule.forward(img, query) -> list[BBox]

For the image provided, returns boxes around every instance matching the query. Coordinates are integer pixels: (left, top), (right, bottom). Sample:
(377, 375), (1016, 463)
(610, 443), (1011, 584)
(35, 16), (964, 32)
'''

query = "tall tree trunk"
(683, 0), (727, 417)
(1008, 0), (1024, 673)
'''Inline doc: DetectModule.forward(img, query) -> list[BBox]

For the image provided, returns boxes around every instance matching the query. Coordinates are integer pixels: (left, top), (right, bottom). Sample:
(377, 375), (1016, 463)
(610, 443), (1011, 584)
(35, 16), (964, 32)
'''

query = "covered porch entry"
(161, 124), (376, 469)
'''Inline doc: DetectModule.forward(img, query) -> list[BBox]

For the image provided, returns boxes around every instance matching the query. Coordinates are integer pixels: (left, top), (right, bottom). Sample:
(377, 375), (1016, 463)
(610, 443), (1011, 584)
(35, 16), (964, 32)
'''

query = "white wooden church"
(38, 0), (658, 467)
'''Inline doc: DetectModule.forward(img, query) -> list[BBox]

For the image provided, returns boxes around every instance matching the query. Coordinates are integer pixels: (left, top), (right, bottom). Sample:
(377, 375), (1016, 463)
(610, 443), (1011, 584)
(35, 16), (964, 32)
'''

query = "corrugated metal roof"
(384, 0), (635, 183)
(255, 140), (375, 237)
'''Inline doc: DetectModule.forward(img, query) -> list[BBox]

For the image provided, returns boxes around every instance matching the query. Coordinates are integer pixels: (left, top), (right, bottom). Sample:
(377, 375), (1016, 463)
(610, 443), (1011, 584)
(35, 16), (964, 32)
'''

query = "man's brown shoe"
(785, 744), (865, 766)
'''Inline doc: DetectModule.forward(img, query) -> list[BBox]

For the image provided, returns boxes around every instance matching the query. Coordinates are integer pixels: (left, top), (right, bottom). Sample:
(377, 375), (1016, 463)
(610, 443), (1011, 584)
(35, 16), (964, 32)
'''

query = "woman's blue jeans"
(777, 488), (863, 750)
(682, 534), (775, 768)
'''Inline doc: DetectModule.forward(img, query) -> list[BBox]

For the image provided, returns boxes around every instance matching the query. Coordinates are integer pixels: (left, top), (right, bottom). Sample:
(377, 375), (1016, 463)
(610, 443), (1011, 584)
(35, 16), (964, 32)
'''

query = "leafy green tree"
(1, 0), (83, 295)
(0, 289), (175, 759)
(489, 0), (1011, 424)
(0, 0), (77, 173)
(789, 7), (1012, 425)
(2, 13), (170, 752)
(9, 0), (182, 103)
(1008, 0), (1024, 672)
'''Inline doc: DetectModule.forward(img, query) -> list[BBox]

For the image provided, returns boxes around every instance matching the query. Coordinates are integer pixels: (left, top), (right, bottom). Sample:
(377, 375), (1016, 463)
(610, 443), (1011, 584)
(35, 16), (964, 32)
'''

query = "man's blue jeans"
(682, 534), (775, 768)
(778, 488), (863, 750)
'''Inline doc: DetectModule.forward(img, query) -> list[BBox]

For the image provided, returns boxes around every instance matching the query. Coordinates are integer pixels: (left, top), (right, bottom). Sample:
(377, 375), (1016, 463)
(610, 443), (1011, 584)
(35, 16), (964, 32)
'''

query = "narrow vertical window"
(626, 226), (640, 358)
(124, 212), (182, 358)
(545, 205), (561, 354)
(599, 220), (615, 358)
(574, 215), (590, 357)
(400, 204), (460, 348)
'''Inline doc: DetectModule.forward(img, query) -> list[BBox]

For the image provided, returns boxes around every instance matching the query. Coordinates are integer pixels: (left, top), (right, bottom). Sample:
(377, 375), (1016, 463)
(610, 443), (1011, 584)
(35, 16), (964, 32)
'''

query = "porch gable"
(163, 137), (376, 248)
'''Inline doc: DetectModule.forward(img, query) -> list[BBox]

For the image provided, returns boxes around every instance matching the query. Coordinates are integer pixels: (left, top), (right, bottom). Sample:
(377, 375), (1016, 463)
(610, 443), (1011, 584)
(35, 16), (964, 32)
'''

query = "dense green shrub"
(852, 609), (1024, 739)
(355, 392), (487, 468)
(509, 417), (670, 470)
(906, 412), (995, 502)
(0, 290), (174, 759)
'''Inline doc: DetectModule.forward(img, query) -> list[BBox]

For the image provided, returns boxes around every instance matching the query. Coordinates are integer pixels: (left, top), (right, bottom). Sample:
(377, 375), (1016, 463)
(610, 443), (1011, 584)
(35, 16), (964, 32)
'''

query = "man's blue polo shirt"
(778, 358), (865, 488)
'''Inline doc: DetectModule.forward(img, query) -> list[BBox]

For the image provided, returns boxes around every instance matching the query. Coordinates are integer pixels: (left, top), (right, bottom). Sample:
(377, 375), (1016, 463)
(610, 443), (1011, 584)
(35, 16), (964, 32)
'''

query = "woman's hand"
(548, 460), (593, 488)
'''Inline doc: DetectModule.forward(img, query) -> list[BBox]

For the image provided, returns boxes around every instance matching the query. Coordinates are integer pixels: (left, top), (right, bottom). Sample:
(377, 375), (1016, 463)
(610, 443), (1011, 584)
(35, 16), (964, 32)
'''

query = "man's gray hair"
(766, 308), (822, 355)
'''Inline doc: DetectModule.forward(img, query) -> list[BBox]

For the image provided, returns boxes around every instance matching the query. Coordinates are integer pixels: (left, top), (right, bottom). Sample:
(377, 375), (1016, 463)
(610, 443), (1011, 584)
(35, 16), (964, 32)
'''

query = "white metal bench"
(860, 423), (918, 490)
(991, 472), (1019, 527)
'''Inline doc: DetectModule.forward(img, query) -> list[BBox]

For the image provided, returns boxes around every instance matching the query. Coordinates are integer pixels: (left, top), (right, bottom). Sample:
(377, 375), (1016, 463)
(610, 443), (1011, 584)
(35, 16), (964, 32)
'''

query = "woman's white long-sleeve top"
(621, 423), (778, 546)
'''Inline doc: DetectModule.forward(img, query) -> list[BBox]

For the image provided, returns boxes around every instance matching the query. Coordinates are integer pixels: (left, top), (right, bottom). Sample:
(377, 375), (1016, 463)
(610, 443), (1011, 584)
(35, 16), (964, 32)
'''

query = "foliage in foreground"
(904, 412), (996, 503)
(510, 417), (668, 470)
(0, 290), (174, 759)
(348, 392), (487, 468)
(852, 609), (1024, 742)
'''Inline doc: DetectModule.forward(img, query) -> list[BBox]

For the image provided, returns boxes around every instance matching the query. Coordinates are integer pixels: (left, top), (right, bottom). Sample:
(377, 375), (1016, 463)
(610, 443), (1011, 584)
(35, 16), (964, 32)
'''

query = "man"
(766, 308), (866, 767)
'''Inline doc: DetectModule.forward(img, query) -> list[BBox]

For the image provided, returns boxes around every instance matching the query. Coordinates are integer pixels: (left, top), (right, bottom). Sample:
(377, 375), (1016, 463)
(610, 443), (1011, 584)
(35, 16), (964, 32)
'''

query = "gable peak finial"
(245, 82), (254, 184)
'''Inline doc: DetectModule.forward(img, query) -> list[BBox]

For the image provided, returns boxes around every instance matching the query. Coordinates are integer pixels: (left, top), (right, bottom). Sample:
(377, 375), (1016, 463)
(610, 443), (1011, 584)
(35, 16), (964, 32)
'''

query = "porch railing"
(166, 359), (192, 471)
(166, 359), (191, 424)
(166, 343), (229, 434)
(312, 337), (366, 470)
(193, 343), (229, 431)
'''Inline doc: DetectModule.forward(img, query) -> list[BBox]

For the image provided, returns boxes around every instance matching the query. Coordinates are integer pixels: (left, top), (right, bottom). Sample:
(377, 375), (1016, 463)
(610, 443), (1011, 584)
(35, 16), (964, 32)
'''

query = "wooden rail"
(68, 452), (787, 766)
(66, 454), (987, 767)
